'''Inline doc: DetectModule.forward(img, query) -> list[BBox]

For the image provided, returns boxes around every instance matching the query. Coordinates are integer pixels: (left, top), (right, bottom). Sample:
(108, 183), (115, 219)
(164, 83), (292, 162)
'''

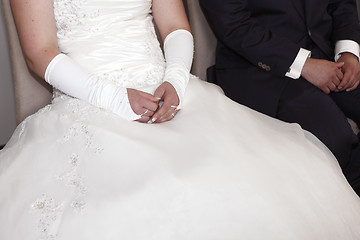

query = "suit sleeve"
(328, 0), (360, 44)
(199, 0), (303, 77)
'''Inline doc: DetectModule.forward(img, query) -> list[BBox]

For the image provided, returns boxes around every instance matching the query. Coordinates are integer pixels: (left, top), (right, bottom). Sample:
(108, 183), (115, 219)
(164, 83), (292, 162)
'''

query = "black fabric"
(200, 0), (360, 196)
(277, 78), (358, 169)
(200, 0), (360, 117)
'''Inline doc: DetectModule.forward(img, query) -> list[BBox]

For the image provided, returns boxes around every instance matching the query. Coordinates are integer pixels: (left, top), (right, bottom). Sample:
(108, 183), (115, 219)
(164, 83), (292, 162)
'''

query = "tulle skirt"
(0, 77), (359, 240)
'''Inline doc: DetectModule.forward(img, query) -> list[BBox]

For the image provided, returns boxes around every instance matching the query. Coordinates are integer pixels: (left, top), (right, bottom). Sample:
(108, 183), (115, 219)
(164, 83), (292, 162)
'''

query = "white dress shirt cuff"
(334, 40), (360, 62)
(285, 48), (311, 79)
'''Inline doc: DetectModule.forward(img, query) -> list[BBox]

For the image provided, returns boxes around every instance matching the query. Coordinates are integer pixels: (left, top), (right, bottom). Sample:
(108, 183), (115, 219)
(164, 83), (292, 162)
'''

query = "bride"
(1, 0), (360, 239)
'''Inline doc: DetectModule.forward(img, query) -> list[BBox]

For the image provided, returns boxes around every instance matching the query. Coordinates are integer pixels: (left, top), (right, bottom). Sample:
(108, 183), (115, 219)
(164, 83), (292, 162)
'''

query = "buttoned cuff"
(334, 40), (360, 62)
(285, 48), (311, 79)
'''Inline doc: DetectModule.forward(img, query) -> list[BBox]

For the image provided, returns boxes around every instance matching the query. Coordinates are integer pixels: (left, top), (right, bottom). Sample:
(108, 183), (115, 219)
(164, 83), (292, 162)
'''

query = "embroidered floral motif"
(53, 0), (100, 39)
(71, 199), (86, 213)
(58, 120), (104, 154)
(30, 96), (104, 238)
(31, 194), (65, 240)
(56, 153), (87, 213)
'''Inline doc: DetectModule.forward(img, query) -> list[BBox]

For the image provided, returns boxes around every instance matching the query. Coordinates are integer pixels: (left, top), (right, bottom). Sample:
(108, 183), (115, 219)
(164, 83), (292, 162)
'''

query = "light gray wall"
(0, 4), (16, 145)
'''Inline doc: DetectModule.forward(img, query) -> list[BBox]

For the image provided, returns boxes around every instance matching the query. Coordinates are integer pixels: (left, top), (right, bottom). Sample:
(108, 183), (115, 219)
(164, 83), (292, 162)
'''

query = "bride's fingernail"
(155, 97), (161, 100)
(150, 117), (157, 123)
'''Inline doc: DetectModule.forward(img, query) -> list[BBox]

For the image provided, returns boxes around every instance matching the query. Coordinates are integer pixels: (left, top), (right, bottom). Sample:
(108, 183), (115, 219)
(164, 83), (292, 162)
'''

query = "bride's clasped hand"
(128, 81), (180, 123)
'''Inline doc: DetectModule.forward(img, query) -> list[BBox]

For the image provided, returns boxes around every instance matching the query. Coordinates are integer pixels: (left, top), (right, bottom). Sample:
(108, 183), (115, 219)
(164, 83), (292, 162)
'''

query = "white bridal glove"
(163, 29), (194, 109)
(44, 54), (140, 121)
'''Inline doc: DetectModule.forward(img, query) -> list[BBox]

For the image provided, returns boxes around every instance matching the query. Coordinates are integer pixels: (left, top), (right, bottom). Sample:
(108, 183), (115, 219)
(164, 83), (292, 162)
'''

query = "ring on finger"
(140, 109), (149, 117)
(170, 105), (178, 109)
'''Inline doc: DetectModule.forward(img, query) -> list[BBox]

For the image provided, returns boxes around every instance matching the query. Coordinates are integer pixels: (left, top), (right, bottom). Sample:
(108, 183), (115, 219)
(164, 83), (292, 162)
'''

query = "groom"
(199, 0), (360, 195)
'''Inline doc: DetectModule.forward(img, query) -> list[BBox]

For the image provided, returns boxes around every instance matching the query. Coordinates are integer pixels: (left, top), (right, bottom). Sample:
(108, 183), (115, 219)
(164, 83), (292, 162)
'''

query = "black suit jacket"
(200, 0), (360, 117)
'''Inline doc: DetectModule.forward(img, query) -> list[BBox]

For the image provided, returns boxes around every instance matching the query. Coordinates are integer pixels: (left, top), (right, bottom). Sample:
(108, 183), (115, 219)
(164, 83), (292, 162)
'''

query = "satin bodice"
(53, 0), (165, 89)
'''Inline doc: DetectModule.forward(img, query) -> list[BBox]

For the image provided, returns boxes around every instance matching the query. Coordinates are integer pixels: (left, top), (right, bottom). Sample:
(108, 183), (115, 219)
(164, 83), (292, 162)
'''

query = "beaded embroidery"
(31, 195), (65, 240)
(56, 153), (87, 213)
(53, 0), (100, 39)
(31, 97), (104, 239)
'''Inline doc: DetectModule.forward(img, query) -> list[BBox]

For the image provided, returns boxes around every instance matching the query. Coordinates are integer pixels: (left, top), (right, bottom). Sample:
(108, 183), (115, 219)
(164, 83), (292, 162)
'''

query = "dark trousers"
(277, 78), (360, 196)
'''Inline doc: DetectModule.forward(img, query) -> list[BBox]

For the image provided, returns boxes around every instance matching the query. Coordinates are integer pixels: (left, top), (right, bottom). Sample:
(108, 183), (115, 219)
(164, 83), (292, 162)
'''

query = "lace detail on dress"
(53, 0), (100, 39)
(143, 20), (166, 85)
(54, 98), (104, 211)
(99, 65), (165, 89)
(57, 100), (104, 154)
(31, 194), (65, 240)
(56, 153), (87, 213)
(30, 97), (105, 239)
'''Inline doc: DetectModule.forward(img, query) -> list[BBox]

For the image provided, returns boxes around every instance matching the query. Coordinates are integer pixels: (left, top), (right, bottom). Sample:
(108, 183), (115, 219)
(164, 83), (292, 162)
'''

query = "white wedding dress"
(1, 0), (360, 239)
